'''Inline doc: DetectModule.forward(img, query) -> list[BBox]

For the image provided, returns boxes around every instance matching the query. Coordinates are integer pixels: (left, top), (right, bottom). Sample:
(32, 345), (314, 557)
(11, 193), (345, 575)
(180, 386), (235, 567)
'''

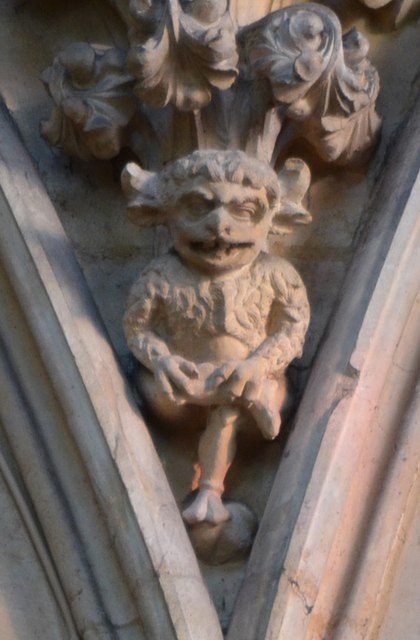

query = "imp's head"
(122, 150), (311, 274)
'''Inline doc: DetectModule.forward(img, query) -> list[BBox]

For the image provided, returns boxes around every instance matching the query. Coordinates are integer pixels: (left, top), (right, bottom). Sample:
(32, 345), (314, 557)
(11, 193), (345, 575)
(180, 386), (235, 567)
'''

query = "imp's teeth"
(203, 240), (217, 251)
(193, 240), (251, 257)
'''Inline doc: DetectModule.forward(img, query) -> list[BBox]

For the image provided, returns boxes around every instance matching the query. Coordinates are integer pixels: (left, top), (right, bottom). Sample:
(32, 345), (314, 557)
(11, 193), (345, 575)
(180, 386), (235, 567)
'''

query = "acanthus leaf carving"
(41, 3), (382, 169)
(41, 42), (137, 160)
(237, 5), (381, 164)
(306, 27), (382, 163)
(126, 0), (239, 111)
(244, 9), (335, 107)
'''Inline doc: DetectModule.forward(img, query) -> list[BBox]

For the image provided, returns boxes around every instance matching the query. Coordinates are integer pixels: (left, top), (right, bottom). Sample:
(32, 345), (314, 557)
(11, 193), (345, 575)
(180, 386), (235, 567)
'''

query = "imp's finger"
(172, 392), (187, 406)
(243, 379), (263, 406)
(179, 360), (199, 379)
(225, 375), (247, 399)
(166, 362), (193, 392)
(155, 369), (176, 401)
(218, 361), (238, 381)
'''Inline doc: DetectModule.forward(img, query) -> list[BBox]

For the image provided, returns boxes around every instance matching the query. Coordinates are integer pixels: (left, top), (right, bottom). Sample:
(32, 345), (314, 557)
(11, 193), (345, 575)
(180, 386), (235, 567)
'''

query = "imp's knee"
(209, 405), (244, 430)
(135, 367), (189, 423)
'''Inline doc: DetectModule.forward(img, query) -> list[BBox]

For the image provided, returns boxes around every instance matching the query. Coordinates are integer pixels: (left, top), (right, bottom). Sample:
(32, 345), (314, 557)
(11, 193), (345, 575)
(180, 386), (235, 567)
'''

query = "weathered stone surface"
(41, 42), (136, 159)
(0, 458), (74, 640)
(41, 3), (381, 168)
(228, 95), (420, 640)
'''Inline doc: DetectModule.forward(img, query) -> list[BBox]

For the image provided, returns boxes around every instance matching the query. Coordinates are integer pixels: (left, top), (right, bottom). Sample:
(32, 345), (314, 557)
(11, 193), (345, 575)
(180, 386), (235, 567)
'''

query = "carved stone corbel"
(1, 2), (419, 637)
(38, 0), (383, 556)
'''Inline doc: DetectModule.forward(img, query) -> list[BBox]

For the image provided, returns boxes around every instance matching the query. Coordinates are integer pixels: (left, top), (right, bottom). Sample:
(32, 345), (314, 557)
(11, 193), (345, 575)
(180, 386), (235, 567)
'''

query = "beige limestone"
(37, 0), (382, 537)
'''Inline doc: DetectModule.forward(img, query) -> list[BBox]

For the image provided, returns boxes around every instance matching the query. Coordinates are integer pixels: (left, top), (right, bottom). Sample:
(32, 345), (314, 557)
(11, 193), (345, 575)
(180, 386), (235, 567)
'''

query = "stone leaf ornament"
(308, 26), (381, 164)
(41, 43), (137, 160)
(126, 0), (239, 110)
(41, 2), (382, 167)
(236, 5), (382, 164)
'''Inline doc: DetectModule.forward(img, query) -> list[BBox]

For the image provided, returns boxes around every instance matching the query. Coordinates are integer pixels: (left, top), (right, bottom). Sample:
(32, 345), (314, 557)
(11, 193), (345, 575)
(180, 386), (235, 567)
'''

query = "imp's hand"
(153, 355), (199, 405)
(210, 357), (268, 407)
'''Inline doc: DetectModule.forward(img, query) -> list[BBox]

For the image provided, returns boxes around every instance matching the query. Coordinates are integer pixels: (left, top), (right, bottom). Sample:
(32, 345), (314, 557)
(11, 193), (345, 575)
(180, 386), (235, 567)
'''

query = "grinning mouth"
(191, 239), (254, 258)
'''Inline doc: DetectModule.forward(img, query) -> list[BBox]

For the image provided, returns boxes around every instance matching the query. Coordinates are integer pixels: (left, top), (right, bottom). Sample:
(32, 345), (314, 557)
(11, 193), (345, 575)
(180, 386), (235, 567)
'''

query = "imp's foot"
(183, 489), (231, 525)
(250, 402), (281, 440)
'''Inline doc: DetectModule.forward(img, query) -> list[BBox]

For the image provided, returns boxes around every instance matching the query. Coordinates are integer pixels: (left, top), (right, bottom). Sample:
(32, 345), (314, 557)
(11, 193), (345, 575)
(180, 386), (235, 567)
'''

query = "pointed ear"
(121, 162), (165, 227)
(271, 158), (312, 235)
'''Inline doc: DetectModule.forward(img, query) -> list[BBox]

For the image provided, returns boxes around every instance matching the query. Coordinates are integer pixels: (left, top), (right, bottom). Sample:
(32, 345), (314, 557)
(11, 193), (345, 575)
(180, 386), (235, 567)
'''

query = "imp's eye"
(230, 201), (259, 219)
(182, 196), (213, 219)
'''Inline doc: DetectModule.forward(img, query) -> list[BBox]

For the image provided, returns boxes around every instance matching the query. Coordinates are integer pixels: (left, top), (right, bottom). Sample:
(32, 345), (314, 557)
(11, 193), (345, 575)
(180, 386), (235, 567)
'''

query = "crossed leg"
(182, 405), (243, 525)
(137, 367), (289, 525)
(247, 376), (288, 440)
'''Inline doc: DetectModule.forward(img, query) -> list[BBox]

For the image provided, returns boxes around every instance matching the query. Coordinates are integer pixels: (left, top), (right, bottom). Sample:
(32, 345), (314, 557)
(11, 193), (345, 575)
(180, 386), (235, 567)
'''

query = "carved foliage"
(41, 43), (137, 160)
(241, 5), (381, 163)
(313, 28), (382, 163)
(243, 8), (339, 111)
(126, 0), (239, 111)
(40, 3), (382, 166)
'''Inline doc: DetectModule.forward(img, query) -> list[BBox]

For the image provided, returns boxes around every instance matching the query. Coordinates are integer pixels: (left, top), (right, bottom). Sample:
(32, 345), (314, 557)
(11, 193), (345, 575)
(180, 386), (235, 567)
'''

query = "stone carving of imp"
(122, 150), (311, 525)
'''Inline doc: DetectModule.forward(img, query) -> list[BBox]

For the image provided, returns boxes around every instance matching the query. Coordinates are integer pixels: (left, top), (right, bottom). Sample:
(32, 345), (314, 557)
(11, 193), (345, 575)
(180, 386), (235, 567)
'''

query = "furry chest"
(160, 278), (274, 348)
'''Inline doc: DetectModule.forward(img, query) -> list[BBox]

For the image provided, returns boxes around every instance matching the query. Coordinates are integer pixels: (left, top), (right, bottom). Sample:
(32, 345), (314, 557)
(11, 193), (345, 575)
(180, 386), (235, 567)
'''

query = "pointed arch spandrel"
(228, 95), (420, 640)
(0, 102), (223, 640)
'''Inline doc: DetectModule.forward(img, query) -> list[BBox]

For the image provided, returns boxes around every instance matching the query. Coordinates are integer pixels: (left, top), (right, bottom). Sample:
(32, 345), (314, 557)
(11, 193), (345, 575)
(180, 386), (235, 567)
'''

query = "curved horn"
(272, 158), (312, 235)
(121, 162), (165, 227)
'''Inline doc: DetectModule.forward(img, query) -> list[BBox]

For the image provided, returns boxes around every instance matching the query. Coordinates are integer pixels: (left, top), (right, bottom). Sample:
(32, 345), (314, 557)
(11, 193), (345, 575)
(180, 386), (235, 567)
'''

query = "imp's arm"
(252, 262), (310, 377)
(212, 260), (309, 404)
(124, 266), (199, 403)
(123, 272), (170, 372)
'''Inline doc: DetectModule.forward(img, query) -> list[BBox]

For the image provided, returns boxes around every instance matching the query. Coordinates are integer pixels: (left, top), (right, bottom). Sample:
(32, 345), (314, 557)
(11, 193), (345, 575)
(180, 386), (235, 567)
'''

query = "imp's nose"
(205, 207), (231, 235)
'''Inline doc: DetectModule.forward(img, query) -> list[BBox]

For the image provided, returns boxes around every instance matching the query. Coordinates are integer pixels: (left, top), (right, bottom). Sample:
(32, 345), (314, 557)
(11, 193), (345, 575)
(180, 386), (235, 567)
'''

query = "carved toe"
(183, 490), (230, 525)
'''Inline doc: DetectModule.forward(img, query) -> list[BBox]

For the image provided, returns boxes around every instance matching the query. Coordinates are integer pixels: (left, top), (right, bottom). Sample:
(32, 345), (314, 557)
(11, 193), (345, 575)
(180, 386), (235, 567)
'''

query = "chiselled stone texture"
(228, 95), (420, 640)
(0, 104), (222, 640)
(231, 6), (381, 164)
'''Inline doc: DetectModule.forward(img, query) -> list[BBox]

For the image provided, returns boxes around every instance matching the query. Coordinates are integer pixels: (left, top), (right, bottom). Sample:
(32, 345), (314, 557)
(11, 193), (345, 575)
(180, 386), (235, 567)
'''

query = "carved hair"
(122, 149), (312, 231)
(159, 150), (280, 209)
